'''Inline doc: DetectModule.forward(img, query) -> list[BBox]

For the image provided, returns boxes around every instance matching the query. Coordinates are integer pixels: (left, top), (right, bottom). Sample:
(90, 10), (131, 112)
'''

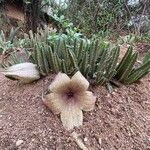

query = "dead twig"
(71, 132), (88, 150)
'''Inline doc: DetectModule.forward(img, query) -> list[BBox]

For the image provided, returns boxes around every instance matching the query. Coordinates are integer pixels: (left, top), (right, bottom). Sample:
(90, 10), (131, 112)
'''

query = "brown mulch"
(0, 72), (150, 150)
(135, 42), (150, 58)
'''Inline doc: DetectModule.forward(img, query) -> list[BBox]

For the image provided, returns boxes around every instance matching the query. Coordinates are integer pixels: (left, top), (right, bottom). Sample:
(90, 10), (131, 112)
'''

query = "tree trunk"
(24, 0), (42, 33)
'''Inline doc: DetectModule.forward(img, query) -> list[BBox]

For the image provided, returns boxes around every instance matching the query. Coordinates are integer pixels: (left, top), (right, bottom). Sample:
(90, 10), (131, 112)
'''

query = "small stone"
(112, 92), (116, 95)
(9, 123), (13, 127)
(2, 92), (6, 96)
(16, 140), (23, 147)
(84, 137), (88, 142)
(99, 138), (102, 145)
(31, 138), (35, 142)
(106, 94), (111, 97)
(8, 116), (11, 120)
(20, 105), (24, 108)
(114, 89), (117, 92)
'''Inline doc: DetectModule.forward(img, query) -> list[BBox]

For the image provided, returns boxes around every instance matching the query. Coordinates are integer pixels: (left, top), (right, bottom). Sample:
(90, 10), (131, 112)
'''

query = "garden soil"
(0, 46), (150, 150)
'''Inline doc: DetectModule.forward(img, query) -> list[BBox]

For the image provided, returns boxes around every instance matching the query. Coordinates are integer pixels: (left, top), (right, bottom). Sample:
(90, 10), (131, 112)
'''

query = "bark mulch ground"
(0, 73), (149, 150)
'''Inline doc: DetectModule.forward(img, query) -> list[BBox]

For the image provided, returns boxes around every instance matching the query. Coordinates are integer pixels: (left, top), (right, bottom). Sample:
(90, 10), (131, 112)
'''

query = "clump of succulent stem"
(2, 29), (150, 86)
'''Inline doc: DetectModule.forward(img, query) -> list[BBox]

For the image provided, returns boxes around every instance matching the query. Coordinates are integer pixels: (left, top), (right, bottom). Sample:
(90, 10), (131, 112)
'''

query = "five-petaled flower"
(43, 71), (96, 130)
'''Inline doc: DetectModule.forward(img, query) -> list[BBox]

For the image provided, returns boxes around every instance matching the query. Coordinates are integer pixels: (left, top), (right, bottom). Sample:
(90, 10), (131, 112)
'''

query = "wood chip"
(71, 132), (88, 150)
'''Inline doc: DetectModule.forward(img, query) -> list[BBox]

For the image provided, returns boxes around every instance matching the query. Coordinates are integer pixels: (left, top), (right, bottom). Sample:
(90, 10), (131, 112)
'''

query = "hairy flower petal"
(77, 91), (96, 111)
(49, 72), (71, 93)
(43, 93), (65, 114)
(71, 71), (89, 92)
(45, 72), (95, 130)
(60, 104), (83, 130)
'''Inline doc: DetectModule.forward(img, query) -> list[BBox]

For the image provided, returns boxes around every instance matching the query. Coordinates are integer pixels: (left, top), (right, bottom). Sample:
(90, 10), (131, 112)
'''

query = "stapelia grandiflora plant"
(1, 63), (40, 83)
(43, 71), (96, 130)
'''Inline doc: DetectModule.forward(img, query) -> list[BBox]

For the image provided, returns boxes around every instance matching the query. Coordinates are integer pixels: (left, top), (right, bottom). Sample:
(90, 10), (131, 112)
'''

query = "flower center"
(66, 91), (74, 99)
(62, 89), (77, 103)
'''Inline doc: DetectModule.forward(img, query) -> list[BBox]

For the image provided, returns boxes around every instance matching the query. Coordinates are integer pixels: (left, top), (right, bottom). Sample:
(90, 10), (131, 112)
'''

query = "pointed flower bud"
(1, 63), (40, 83)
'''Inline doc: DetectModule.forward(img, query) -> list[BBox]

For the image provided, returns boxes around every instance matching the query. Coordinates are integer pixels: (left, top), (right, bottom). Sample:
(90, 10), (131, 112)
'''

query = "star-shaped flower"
(43, 71), (96, 130)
